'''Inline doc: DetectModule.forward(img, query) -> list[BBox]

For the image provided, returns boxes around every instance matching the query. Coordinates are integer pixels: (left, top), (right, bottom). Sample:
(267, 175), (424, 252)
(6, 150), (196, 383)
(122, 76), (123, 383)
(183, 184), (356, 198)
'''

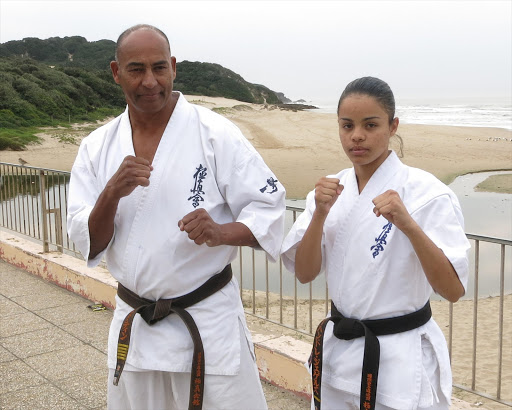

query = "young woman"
(281, 77), (470, 410)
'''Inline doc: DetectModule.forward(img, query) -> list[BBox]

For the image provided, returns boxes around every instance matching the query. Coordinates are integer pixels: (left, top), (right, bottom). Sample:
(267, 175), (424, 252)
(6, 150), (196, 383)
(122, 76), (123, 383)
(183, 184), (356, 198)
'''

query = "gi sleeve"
(67, 146), (112, 268)
(280, 189), (326, 274)
(411, 192), (471, 292)
(215, 122), (286, 263)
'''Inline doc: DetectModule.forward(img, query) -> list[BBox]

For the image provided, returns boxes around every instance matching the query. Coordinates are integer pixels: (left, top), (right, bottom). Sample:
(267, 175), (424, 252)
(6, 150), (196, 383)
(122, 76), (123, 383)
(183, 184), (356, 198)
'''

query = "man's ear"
(171, 56), (177, 81)
(110, 61), (120, 84)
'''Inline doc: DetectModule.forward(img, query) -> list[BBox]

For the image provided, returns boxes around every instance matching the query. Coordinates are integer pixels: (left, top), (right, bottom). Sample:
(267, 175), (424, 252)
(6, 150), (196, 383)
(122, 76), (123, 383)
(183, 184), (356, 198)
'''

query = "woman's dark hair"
(337, 76), (403, 156)
(337, 76), (395, 124)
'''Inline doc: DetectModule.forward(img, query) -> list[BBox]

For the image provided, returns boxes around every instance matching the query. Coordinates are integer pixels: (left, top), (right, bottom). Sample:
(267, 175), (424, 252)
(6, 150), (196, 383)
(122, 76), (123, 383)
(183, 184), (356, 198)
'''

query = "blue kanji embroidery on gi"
(259, 177), (279, 194)
(370, 222), (393, 258)
(188, 164), (207, 208)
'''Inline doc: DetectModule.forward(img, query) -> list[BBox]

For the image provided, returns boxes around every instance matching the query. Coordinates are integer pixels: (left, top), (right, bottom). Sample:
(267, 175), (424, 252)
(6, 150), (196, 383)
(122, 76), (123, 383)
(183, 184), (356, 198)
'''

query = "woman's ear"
(390, 117), (399, 135)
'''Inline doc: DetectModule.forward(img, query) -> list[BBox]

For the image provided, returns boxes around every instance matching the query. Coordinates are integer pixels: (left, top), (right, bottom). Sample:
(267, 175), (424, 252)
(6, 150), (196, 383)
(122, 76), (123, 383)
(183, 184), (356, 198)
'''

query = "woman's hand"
(314, 177), (343, 219)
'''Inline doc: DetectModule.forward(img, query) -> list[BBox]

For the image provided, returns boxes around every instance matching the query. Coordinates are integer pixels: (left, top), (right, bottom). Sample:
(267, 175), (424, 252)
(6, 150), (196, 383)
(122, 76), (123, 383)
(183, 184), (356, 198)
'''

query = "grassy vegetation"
(0, 55), (125, 150)
(0, 127), (41, 151)
(0, 107), (123, 150)
(212, 104), (254, 115)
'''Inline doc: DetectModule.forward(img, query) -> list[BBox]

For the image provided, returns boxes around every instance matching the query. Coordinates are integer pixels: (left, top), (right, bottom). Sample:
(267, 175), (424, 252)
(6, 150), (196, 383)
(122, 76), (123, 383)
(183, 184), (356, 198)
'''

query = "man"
(67, 24), (285, 409)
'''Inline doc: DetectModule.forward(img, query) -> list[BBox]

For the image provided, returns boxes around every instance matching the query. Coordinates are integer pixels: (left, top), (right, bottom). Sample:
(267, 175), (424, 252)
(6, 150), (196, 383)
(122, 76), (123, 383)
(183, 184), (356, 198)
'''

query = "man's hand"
(178, 209), (223, 246)
(106, 155), (153, 200)
(314, 177), (343, 218)
(88, 155), (152, 260)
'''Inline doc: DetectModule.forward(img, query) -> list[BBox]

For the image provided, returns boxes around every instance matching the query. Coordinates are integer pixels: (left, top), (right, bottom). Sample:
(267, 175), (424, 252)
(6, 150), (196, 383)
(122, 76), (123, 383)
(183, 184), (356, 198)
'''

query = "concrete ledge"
(253, 334), (311, 399)
(0, 231), (311, 399)
(0, 232), (117, 308)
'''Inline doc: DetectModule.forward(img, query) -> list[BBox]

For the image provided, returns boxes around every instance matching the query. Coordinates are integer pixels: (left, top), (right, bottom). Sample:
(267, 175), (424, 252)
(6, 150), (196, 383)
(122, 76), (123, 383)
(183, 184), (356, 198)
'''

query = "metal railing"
(0, 163), (78, 256)
(0, 162), (510, 406)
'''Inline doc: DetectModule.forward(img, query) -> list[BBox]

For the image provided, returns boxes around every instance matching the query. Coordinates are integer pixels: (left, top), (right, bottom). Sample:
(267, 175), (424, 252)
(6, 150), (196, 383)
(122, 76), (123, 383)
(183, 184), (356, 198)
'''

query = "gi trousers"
(108, 322), (267, 410)
(311, 337), (450, 410)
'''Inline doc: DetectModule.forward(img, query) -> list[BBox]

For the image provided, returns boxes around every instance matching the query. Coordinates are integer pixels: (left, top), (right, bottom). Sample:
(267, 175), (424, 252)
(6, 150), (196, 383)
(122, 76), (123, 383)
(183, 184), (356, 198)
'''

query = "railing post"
(309, 282), (313, 334)
(448, 302), (453, 362)
(39, 170), (49, 253)
(279, 258), (283, 324)
(252, 248), (256, 315)
(239, 247), (243, 300)
(50, 208), (63, 253)
(471, 240), (480, 391)
(497, 244), (505, 399)
(265, 257), (269, 319)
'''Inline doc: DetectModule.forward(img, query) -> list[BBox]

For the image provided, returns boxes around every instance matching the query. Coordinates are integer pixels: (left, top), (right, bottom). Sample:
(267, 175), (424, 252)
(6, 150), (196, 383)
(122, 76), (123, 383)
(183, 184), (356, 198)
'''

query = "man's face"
(111, 30), (176, 116)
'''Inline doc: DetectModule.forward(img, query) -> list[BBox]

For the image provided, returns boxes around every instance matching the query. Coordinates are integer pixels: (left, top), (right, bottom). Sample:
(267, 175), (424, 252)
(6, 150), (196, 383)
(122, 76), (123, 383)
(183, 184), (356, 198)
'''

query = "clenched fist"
(314, 177), (343, 218)
(178, 208), (222, 246)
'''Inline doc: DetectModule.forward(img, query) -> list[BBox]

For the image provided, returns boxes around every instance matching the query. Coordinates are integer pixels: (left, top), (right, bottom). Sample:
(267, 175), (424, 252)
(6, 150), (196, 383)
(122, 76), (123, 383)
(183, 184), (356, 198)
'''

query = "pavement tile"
(0, 298), (28, 317)
(263, 381), (309, 410)
(11, 287), (85, 311)
(37, 300), (104, 326)
(0, 310), (52, 338)
(25, 344), (107, 382)
(0, 383), (85, 410)
(0, 345), (17, 363)
(1, 326), (83, 358)
(62, 317), (110, 354)
(0, 267), (46, 298)
(0, 359), (47, 394)
(58, 369), (108, 409)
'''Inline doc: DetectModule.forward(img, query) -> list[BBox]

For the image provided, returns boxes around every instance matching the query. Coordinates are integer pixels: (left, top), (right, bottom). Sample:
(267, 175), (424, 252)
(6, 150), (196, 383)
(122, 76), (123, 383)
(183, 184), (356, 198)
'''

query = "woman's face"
(338, 94), (399, 175)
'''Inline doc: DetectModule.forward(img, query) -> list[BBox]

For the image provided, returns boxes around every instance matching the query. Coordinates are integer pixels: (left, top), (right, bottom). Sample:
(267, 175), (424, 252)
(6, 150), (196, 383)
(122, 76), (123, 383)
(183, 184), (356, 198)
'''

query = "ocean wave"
(311, 102), (512, 130)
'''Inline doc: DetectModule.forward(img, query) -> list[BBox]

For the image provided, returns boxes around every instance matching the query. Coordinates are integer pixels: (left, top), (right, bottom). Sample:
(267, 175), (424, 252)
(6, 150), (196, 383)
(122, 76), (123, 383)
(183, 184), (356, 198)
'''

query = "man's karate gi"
(67, 93), (285, 404)
(281, 152), (470, 409)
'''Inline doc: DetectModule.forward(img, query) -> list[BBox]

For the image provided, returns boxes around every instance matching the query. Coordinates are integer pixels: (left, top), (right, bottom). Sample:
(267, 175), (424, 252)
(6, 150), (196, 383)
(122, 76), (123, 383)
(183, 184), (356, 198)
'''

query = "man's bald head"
(115, 24), (171, 62)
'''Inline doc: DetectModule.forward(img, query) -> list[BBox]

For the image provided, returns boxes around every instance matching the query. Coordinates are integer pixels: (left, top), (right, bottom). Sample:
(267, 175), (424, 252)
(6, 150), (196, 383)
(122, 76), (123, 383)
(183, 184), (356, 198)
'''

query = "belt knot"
(140, 299), (174, 325)
(332, 317), (365, 340)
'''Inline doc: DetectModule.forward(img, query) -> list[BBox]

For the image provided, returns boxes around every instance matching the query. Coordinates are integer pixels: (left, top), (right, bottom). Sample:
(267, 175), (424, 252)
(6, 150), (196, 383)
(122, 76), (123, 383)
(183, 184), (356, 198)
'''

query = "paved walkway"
(0, 260), (309, 410)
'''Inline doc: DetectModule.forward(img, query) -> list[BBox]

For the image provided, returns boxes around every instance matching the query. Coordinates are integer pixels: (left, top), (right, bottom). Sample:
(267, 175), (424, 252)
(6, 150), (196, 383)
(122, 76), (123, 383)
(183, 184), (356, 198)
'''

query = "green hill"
(0, 36), (285, 150)
(0, 36), (115, 70)
(173, 61), (280, 104)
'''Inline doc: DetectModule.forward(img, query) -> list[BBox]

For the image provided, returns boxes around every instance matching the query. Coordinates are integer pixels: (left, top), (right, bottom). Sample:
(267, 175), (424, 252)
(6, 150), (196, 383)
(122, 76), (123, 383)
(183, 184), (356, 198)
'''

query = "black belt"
(113, 264), (233, 410)
(311, 301), (432, 410)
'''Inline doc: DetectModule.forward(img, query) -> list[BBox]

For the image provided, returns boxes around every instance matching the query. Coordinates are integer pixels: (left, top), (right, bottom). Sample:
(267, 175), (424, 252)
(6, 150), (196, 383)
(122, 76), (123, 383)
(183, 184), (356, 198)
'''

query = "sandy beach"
(1, 95), (510, 199)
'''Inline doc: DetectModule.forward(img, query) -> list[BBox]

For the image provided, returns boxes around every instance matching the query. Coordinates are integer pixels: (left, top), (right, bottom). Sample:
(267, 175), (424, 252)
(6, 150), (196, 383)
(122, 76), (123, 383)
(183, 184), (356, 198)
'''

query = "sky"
(1, 0), (511, 105)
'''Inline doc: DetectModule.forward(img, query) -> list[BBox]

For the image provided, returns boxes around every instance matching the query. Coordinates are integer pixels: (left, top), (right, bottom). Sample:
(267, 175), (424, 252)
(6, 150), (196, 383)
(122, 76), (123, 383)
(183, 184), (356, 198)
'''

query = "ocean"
(309, 101), (512, 130)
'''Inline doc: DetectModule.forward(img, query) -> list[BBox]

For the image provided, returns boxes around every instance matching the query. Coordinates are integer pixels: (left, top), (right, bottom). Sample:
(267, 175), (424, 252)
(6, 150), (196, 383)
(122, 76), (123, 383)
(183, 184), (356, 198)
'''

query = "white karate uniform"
(281, 152), (470, 410)
(67, 93), (285, 405)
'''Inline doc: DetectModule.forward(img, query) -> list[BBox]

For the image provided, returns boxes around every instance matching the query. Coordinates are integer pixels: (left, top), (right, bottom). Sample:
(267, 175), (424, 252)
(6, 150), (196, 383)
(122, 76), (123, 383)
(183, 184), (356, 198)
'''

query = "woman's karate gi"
(67, 93), (286, 406)
(281, 151), (470, 409)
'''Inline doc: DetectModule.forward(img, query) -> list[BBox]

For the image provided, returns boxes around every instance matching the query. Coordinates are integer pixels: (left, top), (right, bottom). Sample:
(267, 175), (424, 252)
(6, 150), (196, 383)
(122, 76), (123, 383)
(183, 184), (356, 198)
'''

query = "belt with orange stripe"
(311, 301), (432, 410)
(113, 264), (232, 410)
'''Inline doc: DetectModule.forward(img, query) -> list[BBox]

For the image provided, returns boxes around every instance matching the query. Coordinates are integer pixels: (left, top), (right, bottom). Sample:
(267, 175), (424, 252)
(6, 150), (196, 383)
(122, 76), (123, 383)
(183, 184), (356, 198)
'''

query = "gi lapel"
(326, 153), (404, 286)
(119, 99), (182, 287)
